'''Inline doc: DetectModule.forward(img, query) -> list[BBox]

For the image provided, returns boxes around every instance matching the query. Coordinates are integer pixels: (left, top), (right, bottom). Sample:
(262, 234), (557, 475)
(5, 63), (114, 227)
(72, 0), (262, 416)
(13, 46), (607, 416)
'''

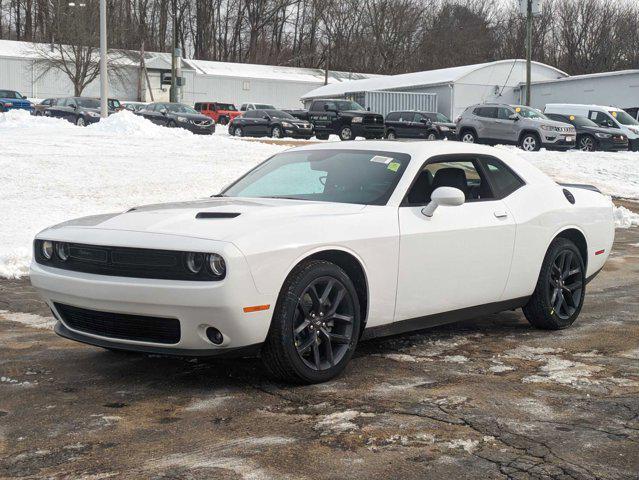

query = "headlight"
(439, 126), (449, 131)
(55, 242), (70, 261)
(177, 116), (188, 123)
(541, 125), (556, 131)
(352, 116), (363, 123)
(185, 252), (204, 274)
(207, 253), (226, 277)
(595, 132), (612, 139)
(281, 122), (293, 127)
(41, 240), (53, 260)
(87, 111), (100, 117)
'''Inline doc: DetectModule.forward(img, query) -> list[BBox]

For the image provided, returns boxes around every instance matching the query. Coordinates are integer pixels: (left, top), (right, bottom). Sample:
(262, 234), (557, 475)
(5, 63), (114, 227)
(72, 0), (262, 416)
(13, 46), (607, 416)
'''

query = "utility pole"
(525, 0), (532, 106)
(99, 0), (108, 117)
(170, 0), (177, 102)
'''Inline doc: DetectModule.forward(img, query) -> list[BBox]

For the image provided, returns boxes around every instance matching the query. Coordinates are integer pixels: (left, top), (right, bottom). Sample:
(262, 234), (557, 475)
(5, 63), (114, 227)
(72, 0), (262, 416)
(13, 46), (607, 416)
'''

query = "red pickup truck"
(194, 102), (241, 125)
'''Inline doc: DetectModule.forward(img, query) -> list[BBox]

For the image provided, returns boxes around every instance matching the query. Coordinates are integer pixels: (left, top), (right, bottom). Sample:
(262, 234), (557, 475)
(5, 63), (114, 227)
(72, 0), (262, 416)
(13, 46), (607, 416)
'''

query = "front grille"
(55, 303), (180, 344)
(192, 120), (212, 126)
(363, 115), (383, 124)
(34, 241), (224, 281)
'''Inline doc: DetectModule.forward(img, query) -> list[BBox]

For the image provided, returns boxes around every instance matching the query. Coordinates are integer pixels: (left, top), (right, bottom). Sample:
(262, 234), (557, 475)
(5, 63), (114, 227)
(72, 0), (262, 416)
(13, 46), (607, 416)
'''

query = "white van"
(544, 104), (639, 151)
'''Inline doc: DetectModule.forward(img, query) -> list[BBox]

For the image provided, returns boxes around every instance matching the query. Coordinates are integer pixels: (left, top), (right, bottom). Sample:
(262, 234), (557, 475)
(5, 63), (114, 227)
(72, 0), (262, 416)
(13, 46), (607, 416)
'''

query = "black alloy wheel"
(523, 237), (585, 330)
(261, 260), (361, 383)
(578, 135), (596, 152)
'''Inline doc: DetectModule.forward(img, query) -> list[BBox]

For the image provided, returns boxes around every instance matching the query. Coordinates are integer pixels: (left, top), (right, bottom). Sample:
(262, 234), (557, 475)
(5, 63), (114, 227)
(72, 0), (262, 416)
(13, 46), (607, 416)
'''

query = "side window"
(480, 157), (524, 198)
(244, 110), (256, 118)
(405, 159), (494, 205)
(194, 103), (202, 111)
(497, 107), (514, 120)
(386, 112), (399, 121)
(412, 113), (424, 123)
(240, 104), (247, 111)
(589, 111), (614, 127)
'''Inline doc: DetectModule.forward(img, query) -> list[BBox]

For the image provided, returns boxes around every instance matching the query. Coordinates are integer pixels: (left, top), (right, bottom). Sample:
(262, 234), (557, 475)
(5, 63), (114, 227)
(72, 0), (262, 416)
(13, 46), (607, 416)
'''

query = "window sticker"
(370, 155), (393, 164)
(611, 111), (618, 117)
(387, 161), (401, 172)
(515, 107), (521, 113)
(569, 115), (575, 120)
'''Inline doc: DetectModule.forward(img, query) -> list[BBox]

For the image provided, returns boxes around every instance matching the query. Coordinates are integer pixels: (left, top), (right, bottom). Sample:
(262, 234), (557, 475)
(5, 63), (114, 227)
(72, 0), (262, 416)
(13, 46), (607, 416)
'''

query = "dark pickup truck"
(288, 99), (384, 140)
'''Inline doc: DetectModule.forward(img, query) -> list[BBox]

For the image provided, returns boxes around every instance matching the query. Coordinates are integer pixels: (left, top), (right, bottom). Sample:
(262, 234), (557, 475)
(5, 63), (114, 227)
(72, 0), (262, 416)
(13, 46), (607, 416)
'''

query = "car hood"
(43, 197), (367, 242)
(1, 97), (32, 105)
(528, 118), (574, 128)
(579, 125), (626, 136)
(172, 112), (211, 122)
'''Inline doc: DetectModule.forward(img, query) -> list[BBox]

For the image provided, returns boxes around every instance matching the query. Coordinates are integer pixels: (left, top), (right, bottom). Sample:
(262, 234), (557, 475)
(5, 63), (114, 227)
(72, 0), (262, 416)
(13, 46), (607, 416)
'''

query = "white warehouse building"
(0, 39), (380, 108)
(301, 59), (567, 119)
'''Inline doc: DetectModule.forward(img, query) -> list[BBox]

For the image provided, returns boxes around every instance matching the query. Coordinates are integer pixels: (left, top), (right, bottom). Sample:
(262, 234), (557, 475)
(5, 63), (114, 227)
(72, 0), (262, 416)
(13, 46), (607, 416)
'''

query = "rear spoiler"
(558, 183), (601, 194)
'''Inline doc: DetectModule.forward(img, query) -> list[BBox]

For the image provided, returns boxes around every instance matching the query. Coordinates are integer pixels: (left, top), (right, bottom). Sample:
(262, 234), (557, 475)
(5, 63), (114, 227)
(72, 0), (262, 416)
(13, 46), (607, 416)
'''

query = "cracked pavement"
(0, 229), (638, 480)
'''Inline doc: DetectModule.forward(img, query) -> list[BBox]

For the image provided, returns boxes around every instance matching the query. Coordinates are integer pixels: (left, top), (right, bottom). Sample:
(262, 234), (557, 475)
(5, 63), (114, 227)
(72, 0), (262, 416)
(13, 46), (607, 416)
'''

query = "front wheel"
(271, 126), (283, 138)
(261, 260), (361, 384)
(76, 116), (85, 126)
(520, 133), (540, 151)
(339, 126), (354, 141)
(427, 131), (438, 141)
(578, 135), (596, 152)
(218, 116), (228, 125)
(460, 130), (476, 143)
(523, 237), (585, 330)
(386, 130), (396, 140)
(233, 126), (243, 137)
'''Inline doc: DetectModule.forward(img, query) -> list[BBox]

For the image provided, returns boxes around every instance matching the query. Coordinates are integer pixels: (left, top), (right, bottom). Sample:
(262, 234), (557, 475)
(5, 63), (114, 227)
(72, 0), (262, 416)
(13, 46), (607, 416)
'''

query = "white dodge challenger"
(30, 141), (614, 383)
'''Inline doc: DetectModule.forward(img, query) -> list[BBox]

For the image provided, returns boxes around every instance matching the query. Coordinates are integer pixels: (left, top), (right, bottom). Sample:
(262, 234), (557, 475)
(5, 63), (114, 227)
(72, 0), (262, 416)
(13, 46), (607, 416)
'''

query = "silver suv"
(456, 103), (576, 151)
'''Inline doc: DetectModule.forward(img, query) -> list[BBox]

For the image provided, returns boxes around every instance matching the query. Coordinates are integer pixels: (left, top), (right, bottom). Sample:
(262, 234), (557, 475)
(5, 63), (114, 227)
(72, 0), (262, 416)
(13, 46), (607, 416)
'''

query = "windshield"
(222, 149), (410, 205)
(609, 110), (639, 126)
(0, 90), (22, 99)
(514, 106), (547, 119)
(264, 109), (294, 119)
(217, 103), (236, 111)
(77, 98), (100, 108)
(570, 116), (598, 127)
(108, 99), (121, 109)
(335, 100), (364, 111)
(166, 103), (198, 114)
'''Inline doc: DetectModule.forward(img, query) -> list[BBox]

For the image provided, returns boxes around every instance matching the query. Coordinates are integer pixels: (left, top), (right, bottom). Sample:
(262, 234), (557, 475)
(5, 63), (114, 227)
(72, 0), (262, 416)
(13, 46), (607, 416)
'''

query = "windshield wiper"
(264, 196), (306, 201)
(211, 193), (227, 197)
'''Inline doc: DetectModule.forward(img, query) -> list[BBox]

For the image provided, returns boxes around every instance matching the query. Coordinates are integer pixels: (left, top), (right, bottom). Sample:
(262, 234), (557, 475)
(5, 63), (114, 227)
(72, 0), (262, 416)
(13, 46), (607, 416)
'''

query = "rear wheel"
(261, 260), (360, 384)
(76, 116), (85, 126)
(523, 237), (585, 330)
(218, 116), (228, 125)
(386, 130), (396, 140)
(460, 130), (476, 143)
(427, 131), (438, 141)
(520, 132), (541, 151)
(578, 134), (596, 151)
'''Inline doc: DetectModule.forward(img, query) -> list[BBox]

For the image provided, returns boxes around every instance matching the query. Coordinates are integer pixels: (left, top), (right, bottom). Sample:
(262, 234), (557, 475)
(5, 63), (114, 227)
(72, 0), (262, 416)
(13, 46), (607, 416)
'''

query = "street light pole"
(99, 0), (108, 117)
(525, 0), (532, 106)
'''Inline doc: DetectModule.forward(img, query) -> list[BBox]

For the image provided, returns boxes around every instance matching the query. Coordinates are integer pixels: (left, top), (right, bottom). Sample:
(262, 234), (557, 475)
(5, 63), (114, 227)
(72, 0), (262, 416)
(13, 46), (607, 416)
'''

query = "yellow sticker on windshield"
(387, 161), (400, 172)
(515, 107), (521, 113)
(612, 111), (617, 117)
(569, 115), (575, 120)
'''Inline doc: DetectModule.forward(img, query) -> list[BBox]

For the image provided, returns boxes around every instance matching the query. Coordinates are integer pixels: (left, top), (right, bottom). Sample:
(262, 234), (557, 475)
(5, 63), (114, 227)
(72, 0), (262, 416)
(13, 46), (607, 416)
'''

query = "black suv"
(307, 99), (384, 140)
(229, 109), (313, 139)
(545, 113), (628, 151)
(385, 111), (456, 140)
(137, 102), (215, 134)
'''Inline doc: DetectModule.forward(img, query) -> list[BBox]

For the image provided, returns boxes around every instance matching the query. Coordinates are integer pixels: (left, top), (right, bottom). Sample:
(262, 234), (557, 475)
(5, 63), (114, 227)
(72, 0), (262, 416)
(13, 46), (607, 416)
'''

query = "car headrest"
(432, 168), (468, 195)
(408, 169), (434, 204)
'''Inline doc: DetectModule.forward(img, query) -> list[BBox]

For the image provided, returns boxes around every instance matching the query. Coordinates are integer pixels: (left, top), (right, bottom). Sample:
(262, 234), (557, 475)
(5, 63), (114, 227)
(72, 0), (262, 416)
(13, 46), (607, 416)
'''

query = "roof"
(0, 39), (381, 85)
(301, 59), (567, 99)
(530, 69), (639, 86)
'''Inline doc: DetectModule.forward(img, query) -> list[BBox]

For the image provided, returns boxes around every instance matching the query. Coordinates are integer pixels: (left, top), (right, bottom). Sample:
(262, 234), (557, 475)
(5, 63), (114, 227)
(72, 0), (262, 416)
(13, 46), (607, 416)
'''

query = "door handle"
(494, 211), (508, 218)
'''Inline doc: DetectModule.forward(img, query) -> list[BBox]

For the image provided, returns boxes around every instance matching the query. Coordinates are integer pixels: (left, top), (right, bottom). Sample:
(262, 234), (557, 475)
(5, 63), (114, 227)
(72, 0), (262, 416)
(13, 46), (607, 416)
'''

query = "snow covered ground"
(1, 109), (638, 278)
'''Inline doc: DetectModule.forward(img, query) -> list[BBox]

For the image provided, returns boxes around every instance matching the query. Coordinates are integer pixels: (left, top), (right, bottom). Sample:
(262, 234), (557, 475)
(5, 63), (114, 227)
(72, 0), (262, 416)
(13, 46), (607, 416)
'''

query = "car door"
(395, 155), (516, 321)
(240, 110), (259, 135)
(473, 106), (498, 140)
(50, 98), (70, 120)
(413, 113), (432, 138)
(492, 106), (518, 141)
(253, 110), (271, 136)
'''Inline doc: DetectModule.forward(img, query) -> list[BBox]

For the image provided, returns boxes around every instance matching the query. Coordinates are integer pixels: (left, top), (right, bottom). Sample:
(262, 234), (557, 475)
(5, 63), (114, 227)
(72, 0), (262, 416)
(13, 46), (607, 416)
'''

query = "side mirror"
(421, 187), (465, 217)
(419, 118), (431, 124)
(508, 113), (520, 121)
(323, 104), (330, 111)
(71, 104), (77, 110)
(160, 108), (167, 115)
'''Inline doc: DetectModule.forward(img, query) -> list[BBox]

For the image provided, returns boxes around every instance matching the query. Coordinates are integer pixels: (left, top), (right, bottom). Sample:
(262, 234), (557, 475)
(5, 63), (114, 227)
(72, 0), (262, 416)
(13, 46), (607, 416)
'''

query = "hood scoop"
(195, 212), (241, 219)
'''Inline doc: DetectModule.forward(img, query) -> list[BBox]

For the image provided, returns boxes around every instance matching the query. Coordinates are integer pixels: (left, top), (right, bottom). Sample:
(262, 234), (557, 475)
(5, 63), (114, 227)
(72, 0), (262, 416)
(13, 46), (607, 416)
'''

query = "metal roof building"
(302, 59), (567, 119)
(0, 39), (381, 108)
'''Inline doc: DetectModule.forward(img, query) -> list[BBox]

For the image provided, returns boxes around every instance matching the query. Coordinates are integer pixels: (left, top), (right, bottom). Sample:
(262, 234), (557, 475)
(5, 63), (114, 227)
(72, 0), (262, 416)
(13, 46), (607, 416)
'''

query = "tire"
(427, 131), (438, 141)
(76, 116), (85, 127)
(315, 133), (329, 140)
(261, 260), (361, 384)
(166, 120), (177, 128)
(271, 126), (283, 138)
(523, 237), (585, 330)
(519, 132), (541, 151)
(339, 126), (354, 141)
(386, 130), (396, 140)
(460, 129), (477, 143)
(233, 126), (243, 137)
(218, 116), (228, 126)
(578, 134), (596, 152)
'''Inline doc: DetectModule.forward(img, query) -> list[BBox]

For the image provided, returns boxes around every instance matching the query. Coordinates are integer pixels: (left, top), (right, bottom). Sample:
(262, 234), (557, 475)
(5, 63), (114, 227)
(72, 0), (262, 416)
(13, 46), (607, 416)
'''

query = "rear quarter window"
(480, 158), (525, 198)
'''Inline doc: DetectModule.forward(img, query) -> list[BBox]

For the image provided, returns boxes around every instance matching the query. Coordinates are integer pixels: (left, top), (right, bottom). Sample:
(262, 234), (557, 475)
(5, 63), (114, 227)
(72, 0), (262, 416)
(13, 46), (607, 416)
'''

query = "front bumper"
(284, 126), (314, 138)
(352, 123), (385, 138)
(30, 243), (275, 354)
(181, 121), (215, 135)
(598, 137), (629, 151)
(628, 138), (639, 152)
(542, 134), (575, 150)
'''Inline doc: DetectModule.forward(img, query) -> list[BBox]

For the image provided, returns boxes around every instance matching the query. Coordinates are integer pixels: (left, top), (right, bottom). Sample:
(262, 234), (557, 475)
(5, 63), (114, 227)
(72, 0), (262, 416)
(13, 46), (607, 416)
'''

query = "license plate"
(565, 136), (573, 142)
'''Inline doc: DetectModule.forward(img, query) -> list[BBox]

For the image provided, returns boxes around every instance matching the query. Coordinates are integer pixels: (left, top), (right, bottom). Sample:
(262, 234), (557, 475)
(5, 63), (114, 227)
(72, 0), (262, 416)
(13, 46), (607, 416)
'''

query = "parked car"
(545, 113), (628, 151)
(108, 98), (123, 111)
(544, 104), (639, 151)
(0, 89), (33, 112)
(385, 111), (456, 140)
(33, 98), (57, 116)
(240, 103), (276, 112)
(137, 102), (215, 134)
(30, 141), (614, 384)
(306, 99), (385, 140)
(229, 109), (313, 139)
(122, 101), (148, 113)
(457, 103), (576, 151)
(194, 102), (241, 125)
(44, 97), (103, 126)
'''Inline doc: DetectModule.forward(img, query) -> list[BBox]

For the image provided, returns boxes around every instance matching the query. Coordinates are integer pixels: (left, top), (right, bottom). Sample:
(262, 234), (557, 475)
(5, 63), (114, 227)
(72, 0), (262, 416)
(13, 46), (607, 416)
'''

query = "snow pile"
(0, 108), (72, 129)
(613, 206), (639, 228)
(87, 110), (193, 139)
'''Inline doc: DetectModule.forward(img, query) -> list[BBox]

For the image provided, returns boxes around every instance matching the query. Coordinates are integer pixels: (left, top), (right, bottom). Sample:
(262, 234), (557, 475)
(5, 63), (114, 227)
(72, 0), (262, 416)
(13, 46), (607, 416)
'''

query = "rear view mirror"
(422, 187), (465, 217)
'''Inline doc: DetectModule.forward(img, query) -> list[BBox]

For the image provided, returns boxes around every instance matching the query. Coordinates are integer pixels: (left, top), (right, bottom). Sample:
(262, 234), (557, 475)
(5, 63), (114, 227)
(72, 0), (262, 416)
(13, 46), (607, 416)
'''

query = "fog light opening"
(206, 327), (224, 345)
